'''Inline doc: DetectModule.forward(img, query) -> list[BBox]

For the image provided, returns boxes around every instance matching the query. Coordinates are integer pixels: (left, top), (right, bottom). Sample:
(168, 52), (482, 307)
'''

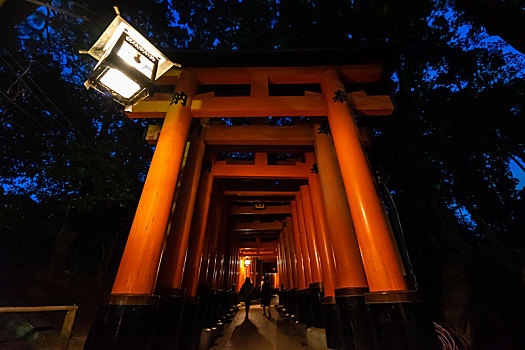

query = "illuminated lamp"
(244, 259), (251, 267)
(83, 9), (178, 106)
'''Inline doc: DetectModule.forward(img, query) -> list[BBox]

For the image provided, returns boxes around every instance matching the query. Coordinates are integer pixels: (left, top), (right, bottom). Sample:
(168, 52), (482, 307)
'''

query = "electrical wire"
(0, 44), (109, 161)
(0, 55), (68, 131)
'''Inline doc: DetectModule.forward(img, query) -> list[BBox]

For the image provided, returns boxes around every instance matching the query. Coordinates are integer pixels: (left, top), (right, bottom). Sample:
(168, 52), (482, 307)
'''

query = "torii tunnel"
(85, 64), (439, 349)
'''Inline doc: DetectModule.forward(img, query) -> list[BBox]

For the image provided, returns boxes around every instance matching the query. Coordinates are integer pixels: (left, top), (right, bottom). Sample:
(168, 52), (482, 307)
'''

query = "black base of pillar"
(309, 282), (324, 328)
(322, 296), (342, 350)
(290, 289), (300, 320)
(296, 289), (310, 324)
(84, 294), (159, 350)
(179, 295), (200, 350)
(153, 289), (185, 350)
(284, 289), (294, 316)
(365, 291), (440, 350)
(335, 287), (373, 350)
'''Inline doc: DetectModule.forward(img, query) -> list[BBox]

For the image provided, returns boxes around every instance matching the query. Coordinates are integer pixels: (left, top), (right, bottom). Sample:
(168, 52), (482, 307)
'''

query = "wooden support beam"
(204, 125), (314, 146)
(348, 91), (395, 116)
(233, 220), (283, 231)
(130, 91), (395, 119)
(145, 124), (161, 145)
(229, 204), (291, 215)
(127, 94), (327, 118)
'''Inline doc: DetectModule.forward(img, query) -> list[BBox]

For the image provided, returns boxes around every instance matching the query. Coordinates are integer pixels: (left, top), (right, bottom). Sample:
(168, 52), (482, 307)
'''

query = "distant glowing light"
(99, 68), (140, 99)
(244, 259), (251, 266)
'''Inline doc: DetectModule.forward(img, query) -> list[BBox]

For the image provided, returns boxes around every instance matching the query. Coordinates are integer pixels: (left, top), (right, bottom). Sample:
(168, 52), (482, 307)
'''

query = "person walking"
(261, 277), (272, 318)
(240, 277), (254, 320)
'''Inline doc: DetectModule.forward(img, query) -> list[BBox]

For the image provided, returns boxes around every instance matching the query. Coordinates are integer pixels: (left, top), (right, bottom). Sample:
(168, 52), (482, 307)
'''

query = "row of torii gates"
(85, 64), (438, 349)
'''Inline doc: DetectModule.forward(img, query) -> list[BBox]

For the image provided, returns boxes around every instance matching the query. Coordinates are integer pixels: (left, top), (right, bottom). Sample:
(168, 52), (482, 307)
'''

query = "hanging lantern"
(84, 11), (179, 105)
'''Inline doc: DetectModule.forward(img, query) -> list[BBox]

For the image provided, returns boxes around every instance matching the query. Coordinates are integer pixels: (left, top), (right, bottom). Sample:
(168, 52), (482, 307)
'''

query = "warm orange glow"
(110, 64), (406, 302)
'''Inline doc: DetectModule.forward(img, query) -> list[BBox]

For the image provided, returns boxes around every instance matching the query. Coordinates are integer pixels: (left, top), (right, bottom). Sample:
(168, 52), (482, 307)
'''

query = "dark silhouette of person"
(239, 278), (254, 320)
(260, 277), (272, 318)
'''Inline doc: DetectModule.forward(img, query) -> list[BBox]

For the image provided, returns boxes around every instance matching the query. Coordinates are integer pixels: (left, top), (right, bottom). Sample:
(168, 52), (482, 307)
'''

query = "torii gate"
(85, 64), (437, 350)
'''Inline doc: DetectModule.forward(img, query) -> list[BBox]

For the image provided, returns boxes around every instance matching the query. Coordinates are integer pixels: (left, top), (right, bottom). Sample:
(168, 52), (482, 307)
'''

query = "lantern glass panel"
(99, 68), (140, 99)
(117, 39), (155, 79)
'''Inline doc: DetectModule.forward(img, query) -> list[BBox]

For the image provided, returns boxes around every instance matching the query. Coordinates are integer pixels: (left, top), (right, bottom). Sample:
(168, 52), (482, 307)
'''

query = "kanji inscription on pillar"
(332, 89), (348, 104)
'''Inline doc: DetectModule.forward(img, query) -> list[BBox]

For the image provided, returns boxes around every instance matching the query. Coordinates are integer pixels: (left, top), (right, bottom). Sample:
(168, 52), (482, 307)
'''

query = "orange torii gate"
(86, 64), (438, 350)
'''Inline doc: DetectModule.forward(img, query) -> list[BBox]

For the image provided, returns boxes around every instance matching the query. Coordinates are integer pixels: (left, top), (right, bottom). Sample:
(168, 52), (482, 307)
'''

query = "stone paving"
(211, 302), (312, 350)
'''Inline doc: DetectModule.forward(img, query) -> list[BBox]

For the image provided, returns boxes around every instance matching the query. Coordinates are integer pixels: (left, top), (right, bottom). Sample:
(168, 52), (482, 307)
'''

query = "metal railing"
(0, 304), (78, 349)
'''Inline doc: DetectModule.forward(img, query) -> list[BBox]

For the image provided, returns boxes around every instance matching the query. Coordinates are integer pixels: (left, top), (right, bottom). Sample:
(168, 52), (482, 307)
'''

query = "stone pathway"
(211, 302), (311, 350)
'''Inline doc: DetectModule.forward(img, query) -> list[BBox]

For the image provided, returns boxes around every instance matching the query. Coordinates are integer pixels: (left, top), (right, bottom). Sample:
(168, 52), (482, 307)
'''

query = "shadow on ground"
(229, 319), (274, 350)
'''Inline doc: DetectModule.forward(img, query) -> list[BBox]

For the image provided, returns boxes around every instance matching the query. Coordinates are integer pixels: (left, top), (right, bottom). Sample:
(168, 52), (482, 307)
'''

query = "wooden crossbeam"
(239, 254), (276, 262)
(233, 220), (282, 231)
(240, 249), (277, 256)
(224, 191), (298, 197)
(127, 94), (327, 118)
(348, 91), (395, 116)
(230, 205), (291, 215)
(238, 241), (278, 249)
(204, 125), (314, 146)
(213, 152), (310, 179)
(131, 92), (394, 120)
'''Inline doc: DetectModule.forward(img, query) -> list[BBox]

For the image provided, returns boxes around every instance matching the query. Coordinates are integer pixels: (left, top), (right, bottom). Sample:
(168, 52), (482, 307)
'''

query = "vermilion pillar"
(281, 224), (292, 289)
(279, 230), (289, 289)
(157, 136), (206, 291)
(112, 71), (199, 295)
(304, 153), (337, 296)
(313, 122), (368, 290)
(284, 217), (297, 289)
(182, 152), (216, 296)
(292, 200), (312, 289)
(212, 204), (229, 289)
(277, 243), (284, 288)
(291, 202), (306, 290)
(204, 198), (224, 289)
(320, 70), (407, 292)
(299, 186), (322, 283)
